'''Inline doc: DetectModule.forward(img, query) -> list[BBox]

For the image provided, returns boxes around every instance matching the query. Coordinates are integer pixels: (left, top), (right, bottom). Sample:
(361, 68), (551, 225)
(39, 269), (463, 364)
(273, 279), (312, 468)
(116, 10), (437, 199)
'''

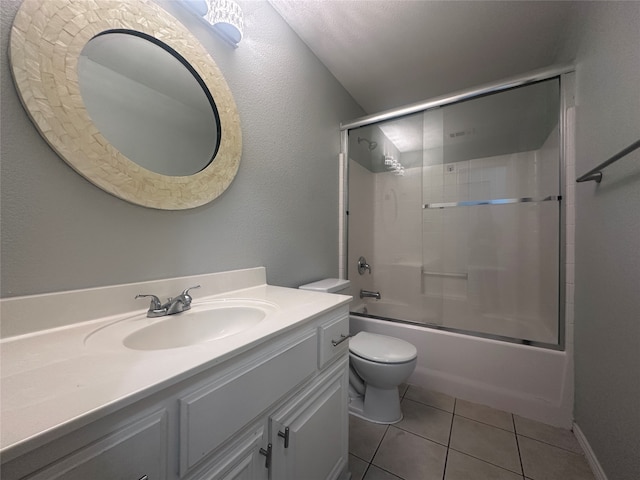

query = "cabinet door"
(25, 410), (167, 480)
(196, 424), (268, 480)
(270, 359), (348, 480)
(179, 332), (317, 475)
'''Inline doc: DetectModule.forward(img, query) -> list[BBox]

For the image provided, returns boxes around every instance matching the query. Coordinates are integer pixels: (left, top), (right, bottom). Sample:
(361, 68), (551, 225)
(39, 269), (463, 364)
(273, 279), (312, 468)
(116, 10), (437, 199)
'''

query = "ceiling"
(269, 1), (579, 115)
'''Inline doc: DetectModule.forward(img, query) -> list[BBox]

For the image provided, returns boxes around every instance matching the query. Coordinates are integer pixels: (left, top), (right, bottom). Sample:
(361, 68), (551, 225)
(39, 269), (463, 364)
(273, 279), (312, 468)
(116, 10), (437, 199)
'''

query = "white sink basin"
(85, 299), (278, 351)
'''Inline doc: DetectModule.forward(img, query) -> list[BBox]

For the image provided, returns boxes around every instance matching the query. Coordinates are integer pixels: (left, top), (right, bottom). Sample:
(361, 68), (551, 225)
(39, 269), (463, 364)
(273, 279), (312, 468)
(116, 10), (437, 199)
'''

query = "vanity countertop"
(0, 272), (350, 461)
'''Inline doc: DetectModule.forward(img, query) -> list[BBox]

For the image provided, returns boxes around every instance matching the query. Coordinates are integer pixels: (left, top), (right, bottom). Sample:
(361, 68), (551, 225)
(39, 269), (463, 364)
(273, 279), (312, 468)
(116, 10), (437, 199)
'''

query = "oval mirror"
(78, 31), (220, 177)
(9, 0), (242, 210)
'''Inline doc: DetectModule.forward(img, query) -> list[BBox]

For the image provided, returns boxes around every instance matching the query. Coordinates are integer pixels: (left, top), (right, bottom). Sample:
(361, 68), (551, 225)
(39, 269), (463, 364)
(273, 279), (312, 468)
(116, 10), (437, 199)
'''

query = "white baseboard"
(573, 422), (608, 480)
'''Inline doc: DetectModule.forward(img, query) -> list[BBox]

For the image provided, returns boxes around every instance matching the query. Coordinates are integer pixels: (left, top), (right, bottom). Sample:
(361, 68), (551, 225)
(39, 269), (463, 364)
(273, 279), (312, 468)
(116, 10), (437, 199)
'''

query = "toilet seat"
(349, 332), (417, 364)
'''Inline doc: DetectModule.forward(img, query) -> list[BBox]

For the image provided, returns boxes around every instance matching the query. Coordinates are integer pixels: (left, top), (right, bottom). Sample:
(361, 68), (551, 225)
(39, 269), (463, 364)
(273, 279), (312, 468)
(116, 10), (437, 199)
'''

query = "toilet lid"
(349, 332), (417, 364)
(299, 278), (351, 293)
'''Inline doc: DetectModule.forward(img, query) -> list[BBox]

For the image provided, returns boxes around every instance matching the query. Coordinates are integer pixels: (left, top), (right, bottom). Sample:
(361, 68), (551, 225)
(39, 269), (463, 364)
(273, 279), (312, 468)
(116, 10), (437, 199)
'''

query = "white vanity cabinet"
(20, 410), (169, 480)
(1, 304), (350, 480)
(269, 358), (349, 480)
(189, 421), (268, 480)
(185, 309), (350, 480)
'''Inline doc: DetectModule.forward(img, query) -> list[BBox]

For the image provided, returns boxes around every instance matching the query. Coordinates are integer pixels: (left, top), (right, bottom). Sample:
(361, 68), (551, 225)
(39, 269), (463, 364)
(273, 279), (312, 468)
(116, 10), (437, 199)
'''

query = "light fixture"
(383, 154), (405, 176)
(181, 0), (208, 17)
(205, 0), (244, 47)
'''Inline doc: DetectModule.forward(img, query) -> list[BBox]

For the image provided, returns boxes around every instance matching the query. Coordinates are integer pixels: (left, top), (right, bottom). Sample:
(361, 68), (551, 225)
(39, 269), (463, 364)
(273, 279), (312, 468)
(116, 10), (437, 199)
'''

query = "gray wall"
(0, 0), (364, 297)
(572, 2), (640, 480)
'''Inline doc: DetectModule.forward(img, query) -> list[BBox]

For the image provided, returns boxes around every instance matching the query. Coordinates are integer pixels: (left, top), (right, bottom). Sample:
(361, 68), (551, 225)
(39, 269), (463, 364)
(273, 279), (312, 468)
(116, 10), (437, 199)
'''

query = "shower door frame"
(339, 64), (575, 350)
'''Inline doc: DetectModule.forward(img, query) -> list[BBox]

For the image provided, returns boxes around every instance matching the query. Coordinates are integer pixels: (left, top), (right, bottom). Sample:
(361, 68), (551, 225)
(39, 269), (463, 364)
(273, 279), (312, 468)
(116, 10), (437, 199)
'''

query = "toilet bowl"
(297, 279), (417, 424)
(348, 331), (417, 424)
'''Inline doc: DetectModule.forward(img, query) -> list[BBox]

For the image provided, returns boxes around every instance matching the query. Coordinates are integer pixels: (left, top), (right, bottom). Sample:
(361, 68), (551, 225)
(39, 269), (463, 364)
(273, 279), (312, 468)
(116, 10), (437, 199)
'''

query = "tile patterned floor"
(349, 385), (596, 480)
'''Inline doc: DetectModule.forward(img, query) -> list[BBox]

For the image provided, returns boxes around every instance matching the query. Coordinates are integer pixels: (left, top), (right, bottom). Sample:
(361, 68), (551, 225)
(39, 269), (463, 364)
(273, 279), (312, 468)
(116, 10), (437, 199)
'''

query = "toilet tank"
(299, 278), (351, 296)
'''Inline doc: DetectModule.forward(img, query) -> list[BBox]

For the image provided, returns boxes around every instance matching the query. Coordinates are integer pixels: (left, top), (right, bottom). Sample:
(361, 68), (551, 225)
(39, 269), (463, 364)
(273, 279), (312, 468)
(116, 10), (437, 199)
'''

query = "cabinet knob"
(278, 426), (290, 448)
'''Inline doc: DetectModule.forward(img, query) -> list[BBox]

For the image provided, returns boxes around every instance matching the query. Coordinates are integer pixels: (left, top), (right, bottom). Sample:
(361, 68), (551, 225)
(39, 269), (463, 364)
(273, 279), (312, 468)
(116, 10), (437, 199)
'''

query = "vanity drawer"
(318, 314), (350, 369)
(25, 410), (167, 480)
(179, 332), (317, 474)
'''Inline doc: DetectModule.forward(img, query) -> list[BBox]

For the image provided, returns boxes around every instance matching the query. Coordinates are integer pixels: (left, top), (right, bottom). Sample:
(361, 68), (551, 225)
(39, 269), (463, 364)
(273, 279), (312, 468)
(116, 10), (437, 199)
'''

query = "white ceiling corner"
(268, 0), (579, 115)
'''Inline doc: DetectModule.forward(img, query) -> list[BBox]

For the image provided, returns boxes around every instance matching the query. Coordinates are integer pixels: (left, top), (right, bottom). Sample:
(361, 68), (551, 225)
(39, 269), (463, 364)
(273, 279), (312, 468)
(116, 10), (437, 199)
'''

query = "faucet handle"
(181, 285), (201, 304)
(135, 294), (162, 310)
(357, 256), (371, 275)
(181, 285), (201, 296)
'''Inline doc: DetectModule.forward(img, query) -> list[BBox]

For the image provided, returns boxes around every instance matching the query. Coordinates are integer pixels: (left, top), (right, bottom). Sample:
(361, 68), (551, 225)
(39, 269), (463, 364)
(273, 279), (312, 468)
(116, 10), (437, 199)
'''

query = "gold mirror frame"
(9, 0), (242, 210)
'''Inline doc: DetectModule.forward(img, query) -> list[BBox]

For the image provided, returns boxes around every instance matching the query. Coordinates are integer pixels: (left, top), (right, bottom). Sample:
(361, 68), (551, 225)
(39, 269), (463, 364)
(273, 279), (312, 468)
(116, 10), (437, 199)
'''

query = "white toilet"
(299, 278), (418, 424)
(348, 331), (417, 423)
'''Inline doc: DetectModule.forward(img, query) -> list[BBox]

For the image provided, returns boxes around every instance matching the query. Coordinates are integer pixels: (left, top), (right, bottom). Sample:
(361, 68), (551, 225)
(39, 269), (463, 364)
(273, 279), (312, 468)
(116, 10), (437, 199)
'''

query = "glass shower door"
(422, 79), (561, 344)
(347, 112), (429, 323)
(347, 78), (562, 346)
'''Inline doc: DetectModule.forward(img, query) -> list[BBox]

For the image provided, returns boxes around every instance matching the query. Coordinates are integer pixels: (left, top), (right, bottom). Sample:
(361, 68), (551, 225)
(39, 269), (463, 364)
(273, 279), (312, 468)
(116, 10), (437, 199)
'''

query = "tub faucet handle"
(358, 256), (371, 275)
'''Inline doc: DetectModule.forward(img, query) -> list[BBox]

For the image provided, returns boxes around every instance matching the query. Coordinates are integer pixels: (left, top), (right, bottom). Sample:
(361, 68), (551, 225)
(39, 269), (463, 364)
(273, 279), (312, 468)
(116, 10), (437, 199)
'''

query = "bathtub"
(349, 313), (573, 428)
(353, 297), (557, 345)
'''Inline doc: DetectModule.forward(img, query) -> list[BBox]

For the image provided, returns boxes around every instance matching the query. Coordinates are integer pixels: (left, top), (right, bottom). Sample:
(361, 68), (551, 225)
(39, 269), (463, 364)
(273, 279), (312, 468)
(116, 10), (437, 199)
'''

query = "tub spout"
(360, 289), (381, 300)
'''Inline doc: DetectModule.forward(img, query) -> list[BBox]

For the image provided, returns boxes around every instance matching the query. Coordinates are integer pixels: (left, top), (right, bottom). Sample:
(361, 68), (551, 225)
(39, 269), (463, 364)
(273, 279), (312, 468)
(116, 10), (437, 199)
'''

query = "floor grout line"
(515, 432), (586, 455)
(352, 386), (591, 480)
(447, 446), (526, 477)
(366, 424), (390, 473)
(440, 397), (458, 480)
(513, 413), (526, 477)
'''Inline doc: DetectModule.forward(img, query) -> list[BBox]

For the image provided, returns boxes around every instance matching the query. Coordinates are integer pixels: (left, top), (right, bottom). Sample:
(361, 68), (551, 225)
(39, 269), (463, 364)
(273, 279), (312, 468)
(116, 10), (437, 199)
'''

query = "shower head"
(357, 136), (378, 151)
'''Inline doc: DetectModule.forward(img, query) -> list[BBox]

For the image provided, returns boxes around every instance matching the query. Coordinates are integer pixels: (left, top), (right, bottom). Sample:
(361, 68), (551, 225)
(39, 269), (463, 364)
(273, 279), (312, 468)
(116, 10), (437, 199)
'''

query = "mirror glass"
(10, 0), (242, 210)
(77, 31), (220, 176)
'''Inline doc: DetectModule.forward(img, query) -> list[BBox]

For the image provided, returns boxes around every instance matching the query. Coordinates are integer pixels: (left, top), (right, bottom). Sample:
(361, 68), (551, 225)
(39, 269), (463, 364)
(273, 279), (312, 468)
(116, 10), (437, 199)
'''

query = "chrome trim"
(422, 271), (468, 279)
(576, 139), (640, 183)
(423, 195), (561, 209)
(341, 70), (573, 350)
(357, 256), (371, 275)
(350, 311), (564, 351)
(557, 71), (574, 350)
(340, 64), (574, 130)
(340, 131), (349, 279)
(360, 289), (381, 300)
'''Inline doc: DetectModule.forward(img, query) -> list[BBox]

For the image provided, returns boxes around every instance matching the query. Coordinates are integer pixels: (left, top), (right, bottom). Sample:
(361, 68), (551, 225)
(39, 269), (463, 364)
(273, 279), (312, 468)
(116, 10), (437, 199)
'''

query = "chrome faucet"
(165, 285), (201, 314)
(136, 285), (201, 317)
(360, 289), (381, 300)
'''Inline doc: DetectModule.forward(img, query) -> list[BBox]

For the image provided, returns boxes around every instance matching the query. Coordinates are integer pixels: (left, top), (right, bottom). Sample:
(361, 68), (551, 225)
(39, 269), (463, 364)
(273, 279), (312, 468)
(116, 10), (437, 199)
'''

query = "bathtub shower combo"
(341, 68), (575, 427)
